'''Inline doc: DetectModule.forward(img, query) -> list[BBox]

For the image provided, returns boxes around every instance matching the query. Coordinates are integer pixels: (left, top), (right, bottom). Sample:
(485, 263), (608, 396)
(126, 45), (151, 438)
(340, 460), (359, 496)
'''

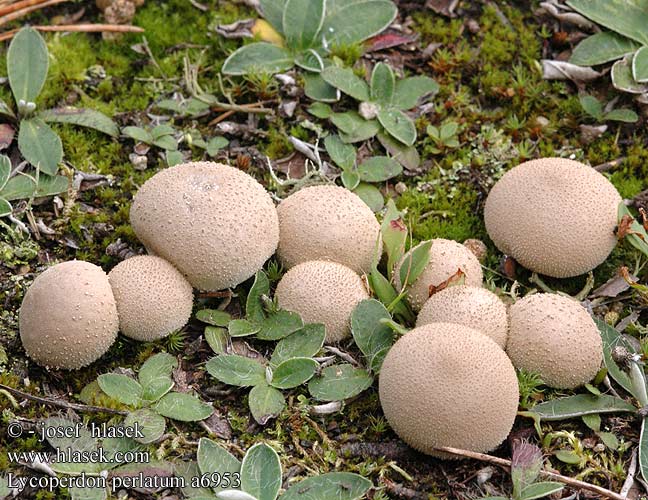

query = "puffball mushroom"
(395, 239), (483, 311)
(379, 323), (519, 457)
(276, 185), (381, 274)
(130, 162), (279, 291)
(506, 293), (603, 389)
(275, 260), (369, 343)
(484, 157), (621, 278)
(108, 255), (193, 341)
(19, 261), (119, 370)
(416, 285), (508, 348)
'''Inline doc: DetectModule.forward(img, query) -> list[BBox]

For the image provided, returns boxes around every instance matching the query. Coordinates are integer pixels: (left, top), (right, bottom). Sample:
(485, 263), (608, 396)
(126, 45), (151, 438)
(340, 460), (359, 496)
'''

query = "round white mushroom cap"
(276, 185), (381, 274)
(395, 239), (483, 311)
(379, 323), (519, 457)
(484, 158), (621, 278)
(19, 260), (119, 370)
(108, 255), (194, 341)
(506, 293), (603, 389)
(130, 162), (279, 291)
(416, 285), (508, 348)
(275, 260), (370, 343)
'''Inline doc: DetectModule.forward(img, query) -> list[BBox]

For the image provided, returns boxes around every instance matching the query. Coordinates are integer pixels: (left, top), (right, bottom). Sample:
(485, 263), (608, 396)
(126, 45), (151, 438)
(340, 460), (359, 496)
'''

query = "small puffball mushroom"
(275, 260), (369, 343)
(108, 256), (194, 341)
(130, 162), (279, 291)
(395, 239), (483, 311)
(379, 323), (519, 457)
(276, 185), (381, 274)
(19, 261), (119, 370)
(416, 285), (508, 348)
(484, 158), (621, 278)
(506, 293), (603, 389)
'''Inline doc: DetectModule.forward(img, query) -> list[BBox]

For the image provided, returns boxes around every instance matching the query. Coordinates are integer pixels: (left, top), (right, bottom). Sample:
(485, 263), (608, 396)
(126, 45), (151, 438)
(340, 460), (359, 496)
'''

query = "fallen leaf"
(0, 124), (15, 150)
(426, 0), (459, 17)
(364, 31), (418, 52)
(215, 19), (256, 39)
(428, 268), (465, 297)
(542, 60), (602, 82)
(617, 214), (646, 241)
(201, 409), (233, 439)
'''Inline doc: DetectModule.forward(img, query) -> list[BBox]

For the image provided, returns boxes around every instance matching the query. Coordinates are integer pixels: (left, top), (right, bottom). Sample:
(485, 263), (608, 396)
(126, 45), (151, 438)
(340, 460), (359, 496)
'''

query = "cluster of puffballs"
(19, 157), (621, 458)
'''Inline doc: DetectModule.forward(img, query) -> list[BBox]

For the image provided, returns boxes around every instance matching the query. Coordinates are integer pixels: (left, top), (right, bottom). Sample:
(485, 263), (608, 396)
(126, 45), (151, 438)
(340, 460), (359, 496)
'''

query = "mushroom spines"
(379, 323), (519, 457)
(130, 161), (279, 291)
(108, 255), (193, 341)
(416, 285), (508, 348)
(275, 260), (369, 343)
(506, 293), (603, 389)
(395, 238), (483, 311)
(484, 157), (621, 278)
(276, 185), (381, 274)
(19, 260), (119, 370)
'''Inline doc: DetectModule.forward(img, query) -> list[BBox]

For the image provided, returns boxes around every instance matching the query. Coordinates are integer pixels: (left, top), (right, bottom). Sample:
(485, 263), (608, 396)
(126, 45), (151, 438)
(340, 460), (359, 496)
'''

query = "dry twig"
(0, 23), (144, 41)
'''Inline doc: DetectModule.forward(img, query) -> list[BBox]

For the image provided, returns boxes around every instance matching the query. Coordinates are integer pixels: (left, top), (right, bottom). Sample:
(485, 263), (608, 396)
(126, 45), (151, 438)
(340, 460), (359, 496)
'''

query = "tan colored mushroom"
(275, 260), (369, 343)
(276, 185), (381, 274)
(484, 158), (621, 278)
(108, 255), (193, 341)
(19, 261), (119, 370)
(130, 162), (279, 291)
(379, 323), (519, 457)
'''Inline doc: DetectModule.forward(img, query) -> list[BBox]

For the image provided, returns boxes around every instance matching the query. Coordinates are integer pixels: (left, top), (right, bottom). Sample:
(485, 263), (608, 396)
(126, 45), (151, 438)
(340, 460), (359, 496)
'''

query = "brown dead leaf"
(500, 255), (517, 280)
(542, 60), (602, 82)
(617, 214), (646, 241)
(426, 0), (459, 17)
(0, 124), (14, 150)
(428, 268), (466, 297)
(590, 270), (635, 298)
(215, 19), (256, 39)
(639, 208), (648, 232)
(275, 152), (307, 179)
(364, 31), (418, 53)
(201, 409), (233, 439)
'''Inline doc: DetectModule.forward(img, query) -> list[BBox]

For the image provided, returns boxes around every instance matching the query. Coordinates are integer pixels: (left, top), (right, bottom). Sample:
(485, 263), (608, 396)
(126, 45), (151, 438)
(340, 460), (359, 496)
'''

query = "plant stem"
(0, 24), (145, 42)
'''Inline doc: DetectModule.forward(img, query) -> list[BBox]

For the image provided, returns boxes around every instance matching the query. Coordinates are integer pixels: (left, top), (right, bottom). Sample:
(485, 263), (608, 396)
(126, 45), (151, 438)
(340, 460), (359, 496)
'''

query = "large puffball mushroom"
(19, 261), (119, 370)
(506, 293), (603, 389)
(416, 285), (508, 348)
(108, 256), (193, 341)
(395, 239), (483, 311)
(275, 260), (369, 343)
(379, 323), (519, 457)
(484, 158), (621, 278)
(276, 185), (381, 274)
(130, 162), (279, 291)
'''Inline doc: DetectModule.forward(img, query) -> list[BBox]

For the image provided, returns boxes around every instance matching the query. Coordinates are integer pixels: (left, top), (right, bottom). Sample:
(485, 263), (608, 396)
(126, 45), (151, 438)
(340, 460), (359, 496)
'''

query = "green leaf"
(398, 240), (432, 288)
(8, 27), (49, 105)
(570, 32), (640, 66)
(324, 134), (356, 170)
(370, 63), (395, 105)
(308, 364), (373, 401)
(353, 183), (384, 212)
(377, 108), (416, 146)
(321, 67), (370, 101)
(153, 134), (178, 151)
(283, 0), (325, 49)
(381, 199), (407, 276)
(0, 155), (10, 190)
(270, 324), (326, 367)
(282, 472), (372, 500)
(206, 355), (266, 387)
(97, 374), (143, 407)
(176, 461), (219, 499)
(240, 443), (282, 500)
(248, 383), (285, 424)
(222, 43), (294, 76)
(154, 392), (213, 422)
(567, 0), (648, 46)
(351, 299), (394, 372)
(256, 310), (304, 340)
(205, 326), (229, 354)
(639, 418), (648, 483)
(377, 132), (419, 171)
(304, 73), (340, 102)
(207, 136), (229, 157)
(0, 99), (15, 120)
(603, 108), (639, 122)
(247, 271), (270, 323)
(39, 107), (119, 137)
(357, 156), (402, 182)
(341, 170), (360, 190)
(124, 409), (166, 444)
(0, 198), (11, 217)
(122, 126), (152, 143)
(271, 357), (318, 389)
(307, 102), (333, 118)
(166, 150), (183, 167)
(69, 486), (107, 500)
(519, 482), (564, 500)
(527, 394), (636, 421)
(579, 95), (603, 120)
(392, 76), (439, 110)
(612, 55), (648, 94)
(323, 1), (397, 46)
(596, 316), (638, 396)
(331, 112), (380, 143)
(229, 319), (261, 337)
(2, 172), (67, 201)
(197, 309), (232, 327)
(259, 0), (286, 33)
(198, 437), (242, 477)
(295, 49), (324, 72)
(599, 431), (619, 450)
(554, 450), (581, 464)
(0, 476), (8, 499)
(633, 45), (648, 82)
(139, 352), (177, 401)
(582, 413), (601, 431)
(18, 118), (62, 175)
